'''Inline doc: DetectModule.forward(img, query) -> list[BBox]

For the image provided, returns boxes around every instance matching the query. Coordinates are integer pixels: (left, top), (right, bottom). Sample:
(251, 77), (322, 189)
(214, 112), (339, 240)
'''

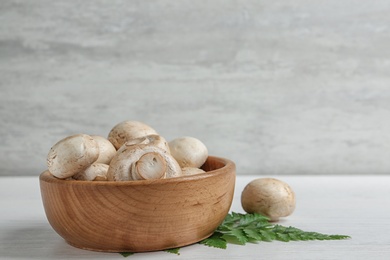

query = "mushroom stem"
(132, 152), (167, 180)
(107, 145), (182, 181)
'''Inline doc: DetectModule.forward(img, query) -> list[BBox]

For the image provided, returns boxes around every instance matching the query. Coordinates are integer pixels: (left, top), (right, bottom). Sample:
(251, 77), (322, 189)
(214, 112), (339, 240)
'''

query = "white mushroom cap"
(125, 134), (170, 153)
(168, 136), (208, 168)
(241, 178), (296, 221)
(73, 163), (109, 181)
(47, 134), (99, 179)
(107, 120), (158, 150)
(91, 135), (117, 164)
(181, 167), (206, 176)
(107, 142), (182, 181)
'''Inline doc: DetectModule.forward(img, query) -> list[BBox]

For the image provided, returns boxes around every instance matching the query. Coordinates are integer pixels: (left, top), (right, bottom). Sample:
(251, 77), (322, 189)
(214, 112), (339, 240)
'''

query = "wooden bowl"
(39, 156), (235, 252)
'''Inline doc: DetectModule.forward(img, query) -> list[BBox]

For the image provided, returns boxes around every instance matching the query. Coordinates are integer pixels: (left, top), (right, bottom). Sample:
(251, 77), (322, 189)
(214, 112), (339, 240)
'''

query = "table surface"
(1, 175), (389, 260)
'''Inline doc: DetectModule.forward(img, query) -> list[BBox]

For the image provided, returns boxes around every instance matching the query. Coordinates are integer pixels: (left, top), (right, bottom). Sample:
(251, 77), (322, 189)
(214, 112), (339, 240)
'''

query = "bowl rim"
(40, 155), (235, 187)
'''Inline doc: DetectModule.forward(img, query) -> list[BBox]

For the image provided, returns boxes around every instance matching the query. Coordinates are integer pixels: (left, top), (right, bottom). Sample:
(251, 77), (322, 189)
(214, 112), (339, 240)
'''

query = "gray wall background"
(1, 0), (390, 177)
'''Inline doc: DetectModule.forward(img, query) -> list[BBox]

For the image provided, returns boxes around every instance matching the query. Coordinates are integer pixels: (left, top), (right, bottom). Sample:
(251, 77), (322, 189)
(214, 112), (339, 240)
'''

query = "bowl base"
(64, 231), (214, 253)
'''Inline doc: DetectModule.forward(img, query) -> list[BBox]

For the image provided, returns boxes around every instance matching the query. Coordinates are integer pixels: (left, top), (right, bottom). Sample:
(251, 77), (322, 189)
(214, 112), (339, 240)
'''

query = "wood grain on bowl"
(39, 156), (235, 252)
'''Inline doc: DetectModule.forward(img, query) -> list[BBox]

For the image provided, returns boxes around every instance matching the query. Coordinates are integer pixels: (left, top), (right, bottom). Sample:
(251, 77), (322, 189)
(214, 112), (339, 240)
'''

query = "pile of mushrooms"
(46, 121), (209, 181)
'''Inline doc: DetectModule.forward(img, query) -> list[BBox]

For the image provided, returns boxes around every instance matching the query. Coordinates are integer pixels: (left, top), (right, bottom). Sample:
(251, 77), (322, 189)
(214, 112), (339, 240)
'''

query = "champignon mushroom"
(181, 167), (206, 176)
(168, 136), (208, 168)
(125, 134), (170, 153)
(107, 120), (158, 150)
(241, 178), (296, 221)
(73, 163), (109, 181)
(107, 142), (182, 181)
(47, 134), (99, 179)
(91, 135), (117, 164)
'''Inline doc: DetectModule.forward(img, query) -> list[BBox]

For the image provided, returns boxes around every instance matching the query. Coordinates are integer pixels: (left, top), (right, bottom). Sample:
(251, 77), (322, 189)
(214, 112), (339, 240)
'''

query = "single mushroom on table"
(241, 178), (296, 221)
(46, 134), (100, 179)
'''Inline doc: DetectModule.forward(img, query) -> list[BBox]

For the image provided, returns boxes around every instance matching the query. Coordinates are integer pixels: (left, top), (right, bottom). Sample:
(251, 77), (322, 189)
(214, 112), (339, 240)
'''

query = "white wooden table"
(1, 175), (389, 260)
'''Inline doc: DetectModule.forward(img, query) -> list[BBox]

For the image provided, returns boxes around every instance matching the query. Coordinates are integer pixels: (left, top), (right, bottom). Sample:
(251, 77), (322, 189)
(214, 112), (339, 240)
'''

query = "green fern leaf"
(164, 248), (180, 255)
(119, 252), (134, 257)
(199, 212), (350, 249)
(243, 228), (263, 241)
(259, 229), (276, 241)
(199, 232), (227, 249)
